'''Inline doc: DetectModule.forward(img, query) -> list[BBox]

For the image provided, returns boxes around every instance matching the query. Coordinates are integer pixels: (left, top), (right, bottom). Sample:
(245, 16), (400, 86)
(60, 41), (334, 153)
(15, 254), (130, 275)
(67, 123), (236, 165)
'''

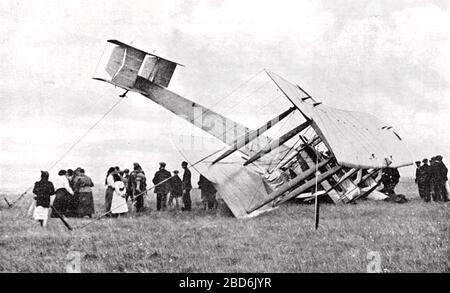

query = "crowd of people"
(30, 155), (447, 228)
(415, 155), (449, 202)
(30, 168), (95, 227)
(102, 161), (198, 216)
(30, 161), (218, 227)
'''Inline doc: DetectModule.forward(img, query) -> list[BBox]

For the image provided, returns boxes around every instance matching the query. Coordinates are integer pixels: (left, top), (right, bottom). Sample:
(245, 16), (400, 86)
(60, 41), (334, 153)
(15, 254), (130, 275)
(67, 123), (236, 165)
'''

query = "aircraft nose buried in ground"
(93, 40), (413, 219)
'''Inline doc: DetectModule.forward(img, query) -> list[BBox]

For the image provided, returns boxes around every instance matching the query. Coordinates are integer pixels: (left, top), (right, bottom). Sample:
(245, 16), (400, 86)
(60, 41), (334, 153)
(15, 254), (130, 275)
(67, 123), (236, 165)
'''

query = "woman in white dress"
(110, 174), (128, 217)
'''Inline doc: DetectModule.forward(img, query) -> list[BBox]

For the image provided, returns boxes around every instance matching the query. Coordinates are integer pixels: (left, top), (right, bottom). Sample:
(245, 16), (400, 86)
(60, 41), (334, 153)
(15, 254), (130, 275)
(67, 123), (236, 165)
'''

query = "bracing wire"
(11, 69), (288, 229)
(74, 73), (286, 230)
(8, 71), (264, 209)
(201, 70), (265, 118)
(7, 97), (125, 208)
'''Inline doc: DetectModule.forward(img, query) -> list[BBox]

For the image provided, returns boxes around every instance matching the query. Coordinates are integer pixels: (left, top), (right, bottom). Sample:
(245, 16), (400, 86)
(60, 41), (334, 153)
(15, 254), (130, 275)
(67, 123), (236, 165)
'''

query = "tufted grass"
(0, 180), (448, 272)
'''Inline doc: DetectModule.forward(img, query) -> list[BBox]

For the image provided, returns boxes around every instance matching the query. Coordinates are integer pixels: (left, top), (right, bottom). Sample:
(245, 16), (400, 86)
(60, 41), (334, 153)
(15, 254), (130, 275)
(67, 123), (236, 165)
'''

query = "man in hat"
(181, 161), (192, 211)
(129, 162), (146, 212)
(152, 162), (172, 211)
(414, 161), (421, 184)
(417, 158), (431, 202)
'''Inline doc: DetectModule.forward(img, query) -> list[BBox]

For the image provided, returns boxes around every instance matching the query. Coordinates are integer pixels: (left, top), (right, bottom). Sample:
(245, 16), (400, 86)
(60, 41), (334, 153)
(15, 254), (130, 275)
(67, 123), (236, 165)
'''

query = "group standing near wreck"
(414, 155), (449, 202)
(29, 161), (218, 227)
(28, 155), (448, 228)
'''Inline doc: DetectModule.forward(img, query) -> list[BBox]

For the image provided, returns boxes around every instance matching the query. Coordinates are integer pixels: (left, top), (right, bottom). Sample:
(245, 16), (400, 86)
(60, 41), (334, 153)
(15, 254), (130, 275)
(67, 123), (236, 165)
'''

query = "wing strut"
(212, 107), (296, 164)
(246, 164), (342, 214)
(243, 119), (311, 166)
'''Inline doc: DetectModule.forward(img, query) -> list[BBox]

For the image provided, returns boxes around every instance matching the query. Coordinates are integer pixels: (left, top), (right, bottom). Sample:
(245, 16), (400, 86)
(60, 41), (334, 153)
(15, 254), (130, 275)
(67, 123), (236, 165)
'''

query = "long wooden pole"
(270, 165), (344, 207)
(277, 135), (321, 170)
(212, 107), (296, 164)
(246, 164), (341, 214)
(244, 120), (311, 166)
(51, 206), (73, 231)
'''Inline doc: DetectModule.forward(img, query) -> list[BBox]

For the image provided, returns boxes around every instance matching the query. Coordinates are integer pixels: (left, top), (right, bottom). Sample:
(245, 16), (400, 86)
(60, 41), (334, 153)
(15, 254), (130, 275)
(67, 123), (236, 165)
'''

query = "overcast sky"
(1, 0), (449, 192)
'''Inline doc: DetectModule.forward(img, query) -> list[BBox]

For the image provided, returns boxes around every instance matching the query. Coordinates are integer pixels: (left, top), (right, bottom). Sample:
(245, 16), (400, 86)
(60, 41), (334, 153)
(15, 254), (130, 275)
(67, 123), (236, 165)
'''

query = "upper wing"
(266, 70), (413, 169)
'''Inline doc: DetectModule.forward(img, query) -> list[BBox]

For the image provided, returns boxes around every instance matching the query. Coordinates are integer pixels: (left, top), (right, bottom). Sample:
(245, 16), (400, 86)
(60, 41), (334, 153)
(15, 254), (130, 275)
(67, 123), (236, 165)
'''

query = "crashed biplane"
(93, 40), (413, 219)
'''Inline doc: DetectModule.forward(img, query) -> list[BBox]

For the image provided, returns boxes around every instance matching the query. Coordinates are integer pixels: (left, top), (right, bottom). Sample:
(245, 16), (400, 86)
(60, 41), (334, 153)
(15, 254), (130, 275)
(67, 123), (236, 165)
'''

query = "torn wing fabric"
(266, 71), (413, 169)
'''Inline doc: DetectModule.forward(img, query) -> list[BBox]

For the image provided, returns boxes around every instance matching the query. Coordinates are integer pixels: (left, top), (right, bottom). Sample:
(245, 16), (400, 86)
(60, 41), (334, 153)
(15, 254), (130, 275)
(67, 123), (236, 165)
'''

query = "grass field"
(0, 179), (449, 273)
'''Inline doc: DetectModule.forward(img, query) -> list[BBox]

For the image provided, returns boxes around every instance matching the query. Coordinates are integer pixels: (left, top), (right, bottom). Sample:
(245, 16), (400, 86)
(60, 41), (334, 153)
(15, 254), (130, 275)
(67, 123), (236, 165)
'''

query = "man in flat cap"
(152, 162), (172, 211)
(181, 161), (192, 211)
(168, 170), (183, 210)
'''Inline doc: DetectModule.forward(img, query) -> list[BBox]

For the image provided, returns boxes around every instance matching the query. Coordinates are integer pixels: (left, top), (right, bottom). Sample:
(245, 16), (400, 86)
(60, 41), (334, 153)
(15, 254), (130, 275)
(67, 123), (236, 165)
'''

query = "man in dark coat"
(380, 167), (408, 203)
(152, 162), (172, 211)
(417, 158), (431, 202)
(429, 156), (444, 201)
(181, 161), (192, 211)
(168, 170), (183, 210)
(433, 155), (448, 202)
(429, 157), (437, 201)
(414, 161), (421, 184)
(129, 163), (146, 212)
(380, 167), (400, 196)
(391, 168), (400, 185)
(198, 175), (217, 210)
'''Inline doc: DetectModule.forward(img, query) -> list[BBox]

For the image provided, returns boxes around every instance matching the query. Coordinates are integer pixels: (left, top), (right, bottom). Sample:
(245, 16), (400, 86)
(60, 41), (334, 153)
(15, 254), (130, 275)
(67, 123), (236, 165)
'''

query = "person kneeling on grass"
(111, 174), (128, 218)
(32, 171), (55, 228)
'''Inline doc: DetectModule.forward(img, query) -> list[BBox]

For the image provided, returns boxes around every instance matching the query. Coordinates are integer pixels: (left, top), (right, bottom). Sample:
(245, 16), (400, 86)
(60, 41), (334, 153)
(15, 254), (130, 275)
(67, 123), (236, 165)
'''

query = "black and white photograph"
(0, 0), (449, 275)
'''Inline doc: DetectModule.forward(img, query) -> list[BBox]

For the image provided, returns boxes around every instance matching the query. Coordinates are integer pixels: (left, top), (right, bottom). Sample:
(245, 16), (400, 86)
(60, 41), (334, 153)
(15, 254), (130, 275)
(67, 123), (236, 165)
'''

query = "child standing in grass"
(32, 171), (55, 227)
